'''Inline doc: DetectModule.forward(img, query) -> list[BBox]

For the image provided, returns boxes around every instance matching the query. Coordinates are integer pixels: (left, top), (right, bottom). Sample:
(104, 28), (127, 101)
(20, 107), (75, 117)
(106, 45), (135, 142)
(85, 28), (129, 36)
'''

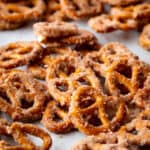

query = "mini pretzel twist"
(89, 4), (150, 33)
(34, 21), (98, 48)
(44, 0), (69, 22)
(105, 57), (146, 101)
(0, 41), (44, 69)
(0, 69), (49, 122)
(70, 86), (110, 135)
(0, 0), (46, 30)
(5, 122), (52, 150)
(60, 0), (103, 20)
(42, 100), (74, 133)
(70, 86), (114, 135)
(27, 47), (74, 80)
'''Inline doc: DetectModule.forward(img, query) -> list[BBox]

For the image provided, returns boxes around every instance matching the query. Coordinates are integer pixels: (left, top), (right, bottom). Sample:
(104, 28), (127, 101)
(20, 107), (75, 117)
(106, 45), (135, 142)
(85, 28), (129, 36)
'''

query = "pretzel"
(44, 0), (69, 22)
(70, 68), (103, 91)
(0, 122), (52, 150)
(0, 41), (44, 69)
(83, 43), (134, 78)
(46, 54), (81, 79)
(33, 21), (79, 42)
(88, 14), (138, 33)
(42, 100), (74, 133)
(60, 0), (103, 20)
(34, 22), (97, 48)
(100, 0), (142, 6)
(72, 132), (133, 150)
(139, 24), (150, 51)
(27, 47), (74, 80)
(105, 57), (145, 101)
(0, 69), (49, 122)
(70, 86), (112, 135)
(119, 111), (150, 145)
(133, 75), (150, 109)
(0, 0), (46, 30)
(99, 42), (136, 64)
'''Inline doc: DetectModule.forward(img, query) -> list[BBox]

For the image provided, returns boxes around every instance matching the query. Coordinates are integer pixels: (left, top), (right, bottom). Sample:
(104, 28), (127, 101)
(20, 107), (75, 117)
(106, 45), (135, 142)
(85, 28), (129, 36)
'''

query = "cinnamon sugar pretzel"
(0, 69), (49, 122)
(0, 0), (46, 30)
(0, 41), (44, 69)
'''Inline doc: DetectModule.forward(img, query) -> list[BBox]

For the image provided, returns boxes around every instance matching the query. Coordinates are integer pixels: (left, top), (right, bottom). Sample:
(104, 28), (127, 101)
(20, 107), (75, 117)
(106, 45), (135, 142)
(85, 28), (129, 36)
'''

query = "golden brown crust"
(0, 122), (52, 150)
(139, 24), (150, 51)
(0, 69), (49, 122)
(44, 0), (69, 22)
(0, 41), (44, 69)
(89, 4), (150, 33)
(101, 0), (142, 6)
(0, 0), (46, 30)
(42, 100), (74, 133)
(60, 0), (103, 20)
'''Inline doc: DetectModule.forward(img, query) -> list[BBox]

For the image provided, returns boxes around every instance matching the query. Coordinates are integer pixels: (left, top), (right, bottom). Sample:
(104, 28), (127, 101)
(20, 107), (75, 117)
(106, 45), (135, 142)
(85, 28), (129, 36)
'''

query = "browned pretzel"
(0, 41), (44, 69)
(0, 69), (49, 122)
(0, 0), (46, 30)
(60, 0), (103, 20)
(42, 100), (74, 133)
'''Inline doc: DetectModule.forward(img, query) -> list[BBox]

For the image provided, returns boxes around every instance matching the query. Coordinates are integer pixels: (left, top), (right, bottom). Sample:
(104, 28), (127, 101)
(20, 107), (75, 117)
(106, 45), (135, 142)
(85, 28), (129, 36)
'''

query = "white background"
(0, 21), (150, 150)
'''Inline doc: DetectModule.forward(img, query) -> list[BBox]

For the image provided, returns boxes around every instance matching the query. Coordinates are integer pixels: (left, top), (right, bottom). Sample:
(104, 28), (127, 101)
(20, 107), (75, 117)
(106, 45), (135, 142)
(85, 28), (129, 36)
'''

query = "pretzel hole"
(20, 99), (34, 109)
(118, 18), (128, 24)
(72, 1), (80, 11)
(95, 72), (107, 94)
(0, 92), (11, 104)
(141, 115), (150, 121)
(0, 135), (18, 146)
(59, 64), (75, 76)
(78, 94), (96, 108)
(93, 57), (104, 64)
(83, 113), (102, 126)
(26, 2), (35, 8)
(8, 9), (18, 14)
(77, 77), (91, 86)
(115, 64), (132, 78)
(115, 81), (130, 95)
(128, 128), (138, 135)
(53, 113), (62, 122)
(105, 104), (117, 121)
(55, 82), (68, 92)
(27, 134), (43, 146)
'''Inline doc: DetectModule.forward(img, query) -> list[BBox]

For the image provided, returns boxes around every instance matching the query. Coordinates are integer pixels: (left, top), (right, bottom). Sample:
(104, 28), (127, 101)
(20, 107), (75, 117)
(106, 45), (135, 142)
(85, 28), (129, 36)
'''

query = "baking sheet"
(0, 21), (150, 150)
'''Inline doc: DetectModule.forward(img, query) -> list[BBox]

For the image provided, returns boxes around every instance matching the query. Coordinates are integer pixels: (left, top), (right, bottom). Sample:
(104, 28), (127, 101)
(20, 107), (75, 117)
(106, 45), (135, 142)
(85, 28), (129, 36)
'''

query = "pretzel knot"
(46, 54), (81, 79)
(44, 0), (69, 22)
(42, 100), (74, 133)
(70, 86), (125, 134)
(105, 57), (144, 101)
(0, 0), (46, 30)
(27, 47), (73, 80)
(0, 122), (52, 150)
(0, 41), (43, 69)
(119, 110), (150, 145)
(60, 0), (103, 20)
(0, 69), (49, 122)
